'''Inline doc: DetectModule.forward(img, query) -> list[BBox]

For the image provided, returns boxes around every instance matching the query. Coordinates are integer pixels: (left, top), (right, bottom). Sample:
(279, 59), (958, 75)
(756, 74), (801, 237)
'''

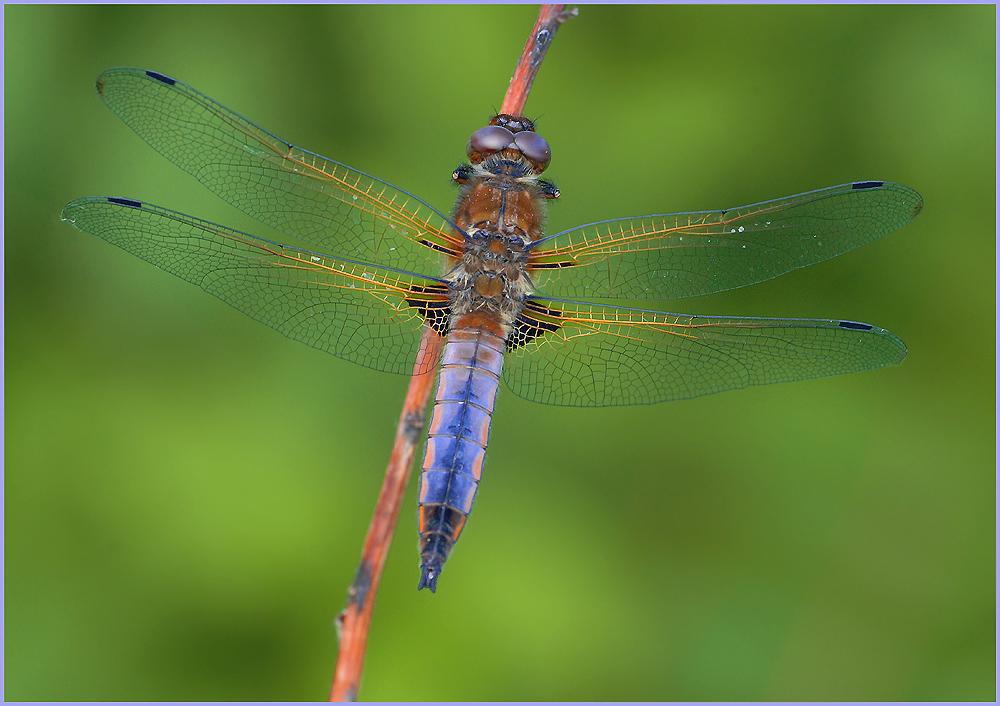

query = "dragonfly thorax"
(449, 116), (555, 339)
(447, 227), (534, 336)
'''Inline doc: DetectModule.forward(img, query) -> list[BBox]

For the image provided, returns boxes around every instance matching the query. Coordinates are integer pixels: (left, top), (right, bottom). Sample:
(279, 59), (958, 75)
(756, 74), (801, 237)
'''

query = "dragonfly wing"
(94, 68), (463, 273)
(503, 297), (906, 406)
(62, 197), (448, 376)
(530, 181), (923, 299)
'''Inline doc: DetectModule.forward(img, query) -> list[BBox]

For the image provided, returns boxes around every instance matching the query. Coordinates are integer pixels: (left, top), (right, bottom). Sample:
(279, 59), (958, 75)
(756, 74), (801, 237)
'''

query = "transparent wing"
(94, 68), (463, 273)
(62, 196), (448, 376)
(529, 181), (922, 299)
(503, 297), (906, 406)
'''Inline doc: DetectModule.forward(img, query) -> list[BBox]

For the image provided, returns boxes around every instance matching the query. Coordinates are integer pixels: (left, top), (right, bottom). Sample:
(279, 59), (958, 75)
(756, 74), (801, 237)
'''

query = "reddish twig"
(328, 5), (575, 701)
(329, 326), (442, 702)
(500, 5), (577, 117)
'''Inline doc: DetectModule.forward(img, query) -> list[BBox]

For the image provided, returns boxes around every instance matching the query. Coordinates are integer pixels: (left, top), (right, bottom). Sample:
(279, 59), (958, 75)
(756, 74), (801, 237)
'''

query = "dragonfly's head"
(466, 114), (551, 174)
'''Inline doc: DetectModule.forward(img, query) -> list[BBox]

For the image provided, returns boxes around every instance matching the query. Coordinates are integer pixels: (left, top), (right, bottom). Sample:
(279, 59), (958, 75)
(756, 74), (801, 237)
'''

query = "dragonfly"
(63, 68), (922, 592)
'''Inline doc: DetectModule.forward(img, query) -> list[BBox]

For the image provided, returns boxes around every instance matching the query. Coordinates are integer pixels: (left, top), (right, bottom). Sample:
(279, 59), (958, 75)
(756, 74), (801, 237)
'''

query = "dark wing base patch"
(405, 284), (452, 336)
(507, 299), (563, 351)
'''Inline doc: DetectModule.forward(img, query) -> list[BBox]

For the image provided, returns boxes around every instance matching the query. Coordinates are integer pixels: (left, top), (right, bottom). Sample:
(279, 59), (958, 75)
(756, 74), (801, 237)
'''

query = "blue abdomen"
(417, 324), (504, 591)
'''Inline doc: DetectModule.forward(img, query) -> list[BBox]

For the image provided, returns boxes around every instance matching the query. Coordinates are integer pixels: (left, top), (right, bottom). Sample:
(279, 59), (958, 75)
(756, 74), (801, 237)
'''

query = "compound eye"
(513, 131), (551, 170)
(467, 125), (514, 159)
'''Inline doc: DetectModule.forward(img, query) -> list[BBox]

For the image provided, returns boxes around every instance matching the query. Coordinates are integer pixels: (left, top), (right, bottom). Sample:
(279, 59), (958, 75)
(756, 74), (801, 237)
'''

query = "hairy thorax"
(447, 154), (550, 338)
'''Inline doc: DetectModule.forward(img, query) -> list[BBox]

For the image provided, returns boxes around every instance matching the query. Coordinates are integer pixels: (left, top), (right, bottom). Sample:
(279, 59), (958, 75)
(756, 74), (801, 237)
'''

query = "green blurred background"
(5, 5), (994, 701)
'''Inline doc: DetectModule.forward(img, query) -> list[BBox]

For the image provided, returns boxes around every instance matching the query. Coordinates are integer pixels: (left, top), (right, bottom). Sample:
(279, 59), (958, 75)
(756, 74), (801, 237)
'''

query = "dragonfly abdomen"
(417, 321), (505, 592)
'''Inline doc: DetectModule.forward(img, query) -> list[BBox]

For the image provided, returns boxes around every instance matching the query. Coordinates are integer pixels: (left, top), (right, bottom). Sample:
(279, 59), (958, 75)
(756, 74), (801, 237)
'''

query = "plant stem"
(328, 5), (575, 700)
